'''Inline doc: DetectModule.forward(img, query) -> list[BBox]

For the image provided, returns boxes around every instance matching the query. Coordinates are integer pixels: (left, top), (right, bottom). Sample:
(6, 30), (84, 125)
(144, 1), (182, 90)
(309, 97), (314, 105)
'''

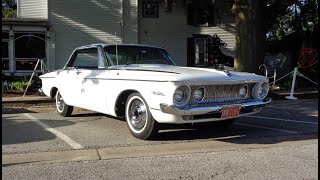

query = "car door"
(61, 48), (100, 109)
(75, 47), (110, 113)
(57, 50), (83, 107)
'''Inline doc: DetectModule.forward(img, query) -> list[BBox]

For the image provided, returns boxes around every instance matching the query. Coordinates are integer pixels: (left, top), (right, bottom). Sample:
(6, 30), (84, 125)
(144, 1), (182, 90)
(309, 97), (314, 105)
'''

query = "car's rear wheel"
(56, 90), (73, 117)
(125, 92), (159, 140)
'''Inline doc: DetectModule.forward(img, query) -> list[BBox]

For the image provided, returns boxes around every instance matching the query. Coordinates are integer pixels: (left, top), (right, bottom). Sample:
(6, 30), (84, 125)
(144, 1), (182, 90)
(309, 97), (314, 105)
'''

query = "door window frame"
(65, 47), (107, 70)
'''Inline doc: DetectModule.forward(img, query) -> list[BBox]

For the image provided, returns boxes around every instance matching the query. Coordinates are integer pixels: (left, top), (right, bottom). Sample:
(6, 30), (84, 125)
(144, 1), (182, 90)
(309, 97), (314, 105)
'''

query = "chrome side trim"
(160, 98), (271, 116)
(39, 77), (55, 79)
(116, 69), (180, 74)
(83, 77), (170, 82)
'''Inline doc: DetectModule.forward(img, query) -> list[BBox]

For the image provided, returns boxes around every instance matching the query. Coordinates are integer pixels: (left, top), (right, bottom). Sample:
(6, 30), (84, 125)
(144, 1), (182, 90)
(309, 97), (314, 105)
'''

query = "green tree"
(265, 0), (318, 41)
(2, 0), (17, 18)
(232, 0), (318, 73)
(232, 0), (266, 73)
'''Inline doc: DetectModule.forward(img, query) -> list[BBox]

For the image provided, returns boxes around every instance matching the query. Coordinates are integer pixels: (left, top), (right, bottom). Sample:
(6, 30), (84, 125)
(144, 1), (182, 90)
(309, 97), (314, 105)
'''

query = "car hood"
(112, 64), (267, 84)
(40, 64), (267, 85)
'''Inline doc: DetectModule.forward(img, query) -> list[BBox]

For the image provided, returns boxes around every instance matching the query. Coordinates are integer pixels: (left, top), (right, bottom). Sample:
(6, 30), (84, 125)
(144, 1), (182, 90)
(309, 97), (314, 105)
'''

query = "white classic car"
(40, 44), (271, 140)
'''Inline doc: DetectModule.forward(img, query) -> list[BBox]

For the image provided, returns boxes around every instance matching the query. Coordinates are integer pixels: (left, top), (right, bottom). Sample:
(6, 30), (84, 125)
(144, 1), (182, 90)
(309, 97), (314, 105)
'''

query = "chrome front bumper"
(160, 98), (271, 116)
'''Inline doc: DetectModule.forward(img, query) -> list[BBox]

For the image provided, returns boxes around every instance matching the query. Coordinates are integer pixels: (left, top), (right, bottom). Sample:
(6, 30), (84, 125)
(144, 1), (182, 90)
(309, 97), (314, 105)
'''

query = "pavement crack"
(96, 149), (101, 160)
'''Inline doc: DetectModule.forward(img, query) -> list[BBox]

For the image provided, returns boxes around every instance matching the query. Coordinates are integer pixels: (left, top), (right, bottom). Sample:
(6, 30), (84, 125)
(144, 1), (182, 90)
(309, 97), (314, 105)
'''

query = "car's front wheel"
(56, 90), (73, 117)
(125, 92), (159, 140)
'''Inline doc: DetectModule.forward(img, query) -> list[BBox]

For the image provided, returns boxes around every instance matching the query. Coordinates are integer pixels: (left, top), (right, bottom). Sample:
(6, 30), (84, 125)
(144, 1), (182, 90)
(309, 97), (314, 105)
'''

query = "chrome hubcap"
(56, 92), (64, 112)
(128, 99), (147, 131)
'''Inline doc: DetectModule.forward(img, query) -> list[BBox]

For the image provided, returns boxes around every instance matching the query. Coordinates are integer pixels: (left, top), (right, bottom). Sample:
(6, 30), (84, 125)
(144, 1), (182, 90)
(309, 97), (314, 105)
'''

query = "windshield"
(104, 45), (176, 66)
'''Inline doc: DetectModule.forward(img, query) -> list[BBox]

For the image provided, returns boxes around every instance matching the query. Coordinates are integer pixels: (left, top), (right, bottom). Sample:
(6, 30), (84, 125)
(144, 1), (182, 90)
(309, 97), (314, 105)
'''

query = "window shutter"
(208, 4), (215, 27)
(187, 37), (195, 67)
(187, 4), (194, 25)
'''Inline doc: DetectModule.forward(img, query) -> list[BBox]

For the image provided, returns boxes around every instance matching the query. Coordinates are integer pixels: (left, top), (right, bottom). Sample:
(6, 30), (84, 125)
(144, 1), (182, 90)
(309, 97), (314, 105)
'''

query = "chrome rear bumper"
(160, 98), (271, 116)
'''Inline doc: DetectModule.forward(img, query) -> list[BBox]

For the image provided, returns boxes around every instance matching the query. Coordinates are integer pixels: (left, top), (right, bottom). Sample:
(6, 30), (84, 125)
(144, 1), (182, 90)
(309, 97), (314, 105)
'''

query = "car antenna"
(115, 32), (119, 75)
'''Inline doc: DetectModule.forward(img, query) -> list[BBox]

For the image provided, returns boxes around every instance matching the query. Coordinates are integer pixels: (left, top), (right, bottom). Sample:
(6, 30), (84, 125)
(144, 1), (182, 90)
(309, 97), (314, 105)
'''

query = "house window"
(187, 35), (211, 67)
(142, 0), (159, 18)
(14, 32), (46, 71)
(187, 0), (215, 27)
(194, 38), (208, 66)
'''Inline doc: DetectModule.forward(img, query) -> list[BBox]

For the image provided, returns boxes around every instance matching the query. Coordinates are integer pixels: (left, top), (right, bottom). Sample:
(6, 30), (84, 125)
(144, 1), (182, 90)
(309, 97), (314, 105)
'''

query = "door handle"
(76, 71), (82, 75)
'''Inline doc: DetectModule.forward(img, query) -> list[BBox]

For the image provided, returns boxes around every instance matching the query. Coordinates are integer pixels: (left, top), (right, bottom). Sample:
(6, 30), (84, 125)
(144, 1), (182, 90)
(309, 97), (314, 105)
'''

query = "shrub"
(2, 81), (12, 92)
(10, 78), (33, 92)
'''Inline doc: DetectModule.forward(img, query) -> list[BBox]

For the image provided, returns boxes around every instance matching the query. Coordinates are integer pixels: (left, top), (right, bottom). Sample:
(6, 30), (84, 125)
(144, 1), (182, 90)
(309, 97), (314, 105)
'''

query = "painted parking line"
(234, 122), (300, 134)
(23, 113), (84, 150)
(247, 115), (318, 125)
(266, 105), (318, 110)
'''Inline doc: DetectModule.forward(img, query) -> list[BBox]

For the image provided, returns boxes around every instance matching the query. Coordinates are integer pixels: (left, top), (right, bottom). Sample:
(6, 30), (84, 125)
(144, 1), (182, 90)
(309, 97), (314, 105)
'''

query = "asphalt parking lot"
(2, 99), (318, 154)
(2, 99), (318, 179)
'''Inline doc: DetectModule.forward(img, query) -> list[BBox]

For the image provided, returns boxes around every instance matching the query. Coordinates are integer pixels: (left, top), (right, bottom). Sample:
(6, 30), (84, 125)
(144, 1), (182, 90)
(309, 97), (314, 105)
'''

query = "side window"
(187, 0), (234, 27)
(71, 48), (99, 69)
(187, 1), (214, 27)
(142, 1), (159, 18)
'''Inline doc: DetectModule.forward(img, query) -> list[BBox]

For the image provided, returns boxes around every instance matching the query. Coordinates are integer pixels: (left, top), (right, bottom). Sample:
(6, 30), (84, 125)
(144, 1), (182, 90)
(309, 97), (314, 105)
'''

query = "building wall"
(138, 0), (235, 66)
(122, 0), (138, 44)
(17, 0), (48, 19)
(16, 0), (235, 69)
(48, 0), (124, 69)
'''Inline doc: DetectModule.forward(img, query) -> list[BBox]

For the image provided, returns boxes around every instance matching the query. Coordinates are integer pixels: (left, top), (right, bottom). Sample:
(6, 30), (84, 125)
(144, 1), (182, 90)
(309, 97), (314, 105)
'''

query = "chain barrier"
(268, 68), (317, 86)
(268, 69), (294, 85)
(283, 67), (317, 100)
(262, 48), (317, 100)
(297, 71), (318, 85)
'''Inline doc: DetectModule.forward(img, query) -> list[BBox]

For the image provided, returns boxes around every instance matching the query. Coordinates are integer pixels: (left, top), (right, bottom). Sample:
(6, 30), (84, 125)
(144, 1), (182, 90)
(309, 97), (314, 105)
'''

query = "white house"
(2, 0), (235, 76)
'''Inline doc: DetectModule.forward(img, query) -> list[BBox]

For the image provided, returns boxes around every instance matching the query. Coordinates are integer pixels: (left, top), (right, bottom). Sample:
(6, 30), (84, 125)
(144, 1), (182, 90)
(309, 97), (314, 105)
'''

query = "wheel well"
(50, 87), (58, 98)
(115, 90), (138, 118)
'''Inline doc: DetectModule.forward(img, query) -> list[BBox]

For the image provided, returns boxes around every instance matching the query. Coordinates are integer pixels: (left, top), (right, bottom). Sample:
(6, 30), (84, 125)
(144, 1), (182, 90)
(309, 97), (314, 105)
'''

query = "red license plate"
(221, 106), (240, 118)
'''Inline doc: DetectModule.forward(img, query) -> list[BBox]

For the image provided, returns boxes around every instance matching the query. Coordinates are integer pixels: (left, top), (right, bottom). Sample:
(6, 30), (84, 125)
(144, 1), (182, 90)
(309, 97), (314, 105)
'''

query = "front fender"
(107, 80), (176, 117)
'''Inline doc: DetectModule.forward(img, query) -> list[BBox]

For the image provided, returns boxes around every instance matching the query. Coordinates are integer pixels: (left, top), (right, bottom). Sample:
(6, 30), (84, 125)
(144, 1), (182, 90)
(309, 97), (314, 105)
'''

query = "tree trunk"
(233, 0), (265, 73)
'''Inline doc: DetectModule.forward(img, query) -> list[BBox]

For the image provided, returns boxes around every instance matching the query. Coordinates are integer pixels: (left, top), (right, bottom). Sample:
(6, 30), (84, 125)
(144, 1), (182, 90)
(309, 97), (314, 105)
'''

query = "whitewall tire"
(125, 92), (159, 140)
(56, 90), (73, 117)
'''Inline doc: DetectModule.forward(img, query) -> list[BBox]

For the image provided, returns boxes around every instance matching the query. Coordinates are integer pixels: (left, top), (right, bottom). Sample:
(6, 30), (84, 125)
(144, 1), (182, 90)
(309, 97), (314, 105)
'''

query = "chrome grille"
(190, 84), (255, 105)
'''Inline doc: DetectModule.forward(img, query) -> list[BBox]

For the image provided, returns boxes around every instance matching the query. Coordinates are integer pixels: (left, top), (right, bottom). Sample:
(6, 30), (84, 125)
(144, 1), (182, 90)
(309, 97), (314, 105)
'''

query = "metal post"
(40, 59), (43, 72)
(285, 67), (298, 100)
(23, 59), (40, 97)
(273, 69), (276, 86)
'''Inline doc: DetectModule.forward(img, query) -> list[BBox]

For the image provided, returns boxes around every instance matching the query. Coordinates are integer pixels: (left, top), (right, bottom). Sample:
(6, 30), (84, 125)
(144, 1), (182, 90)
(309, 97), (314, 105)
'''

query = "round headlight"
(259, 82), (269, 98)
(239, 84), (248, 99)
(174, 89), (184, 102)
(252, 82), (269, 100)
(258, 86), (263, 97)
(193, 87), (205, 102)
(173, 85), (191, 106)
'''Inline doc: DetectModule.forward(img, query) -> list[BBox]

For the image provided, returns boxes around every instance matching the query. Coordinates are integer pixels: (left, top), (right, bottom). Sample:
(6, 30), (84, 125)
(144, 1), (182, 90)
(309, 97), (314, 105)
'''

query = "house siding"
(16, 0), (235, 70)
(18, 0), (48, 19)
(48, 0), (124, 69)
(122, 0), (138, 44)
(138, 0), (235, 66)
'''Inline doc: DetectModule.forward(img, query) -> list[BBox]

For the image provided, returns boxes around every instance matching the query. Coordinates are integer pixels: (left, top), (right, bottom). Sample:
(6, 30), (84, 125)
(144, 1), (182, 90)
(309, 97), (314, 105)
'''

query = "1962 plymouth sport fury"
(40, 43), (271, 140)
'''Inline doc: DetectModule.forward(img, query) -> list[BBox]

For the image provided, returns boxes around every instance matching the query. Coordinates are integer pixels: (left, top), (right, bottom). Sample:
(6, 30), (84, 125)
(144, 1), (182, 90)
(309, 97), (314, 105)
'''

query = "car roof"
(77, 43), (164, 50)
